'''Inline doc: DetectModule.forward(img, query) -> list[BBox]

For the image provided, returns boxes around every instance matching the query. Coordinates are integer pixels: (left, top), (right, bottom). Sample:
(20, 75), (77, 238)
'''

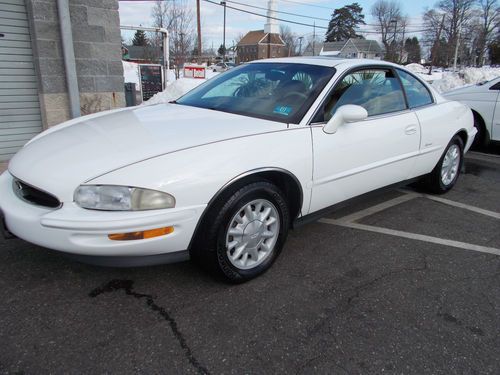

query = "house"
(302, 41), (323, 57)
(236, 0), (287, 63)
(320, 39), (383, 60)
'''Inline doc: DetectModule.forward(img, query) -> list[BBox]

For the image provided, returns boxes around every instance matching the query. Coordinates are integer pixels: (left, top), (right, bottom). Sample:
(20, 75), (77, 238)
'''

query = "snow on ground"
(143, 69), (219, 105)
(122, 61), (141, 90)
(405, 63), (500, 93)
(144, 78), (207, 105)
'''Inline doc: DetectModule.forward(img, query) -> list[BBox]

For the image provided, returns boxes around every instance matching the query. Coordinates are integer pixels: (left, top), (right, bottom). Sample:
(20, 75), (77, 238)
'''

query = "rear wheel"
(423, 135), (464, 194)
(191, 181), (289, 283)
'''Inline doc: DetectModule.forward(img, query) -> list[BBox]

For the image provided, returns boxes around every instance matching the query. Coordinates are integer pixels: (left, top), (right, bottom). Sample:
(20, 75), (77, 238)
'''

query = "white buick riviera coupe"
(0, 58), (476, 282)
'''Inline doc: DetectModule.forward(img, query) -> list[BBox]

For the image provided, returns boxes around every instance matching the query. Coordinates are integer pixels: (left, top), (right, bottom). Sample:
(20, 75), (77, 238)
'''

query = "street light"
(221, 1), (226, 61)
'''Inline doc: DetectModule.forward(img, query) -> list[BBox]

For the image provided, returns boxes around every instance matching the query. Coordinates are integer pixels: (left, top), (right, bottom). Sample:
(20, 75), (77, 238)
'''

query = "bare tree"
(280, 25), (297, 56)
(370, 0), (406, 62)
(437, 0), (476, 66)
(151, 0), (194, 78)
(477, 0), (500, 65)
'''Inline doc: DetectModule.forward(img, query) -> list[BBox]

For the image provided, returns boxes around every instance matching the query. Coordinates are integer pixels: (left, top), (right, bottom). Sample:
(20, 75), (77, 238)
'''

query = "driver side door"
(309, 67), (421, 213)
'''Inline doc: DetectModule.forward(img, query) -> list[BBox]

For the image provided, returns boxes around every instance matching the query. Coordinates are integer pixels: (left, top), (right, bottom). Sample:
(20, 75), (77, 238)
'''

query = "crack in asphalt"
(89, 280), (210, 375)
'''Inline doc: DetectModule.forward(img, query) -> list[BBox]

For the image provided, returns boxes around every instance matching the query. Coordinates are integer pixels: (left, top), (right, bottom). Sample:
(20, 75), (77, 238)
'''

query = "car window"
(313, 68), (407, 123)
(397, 69), (433, 108)
(177, 63), (335, 124)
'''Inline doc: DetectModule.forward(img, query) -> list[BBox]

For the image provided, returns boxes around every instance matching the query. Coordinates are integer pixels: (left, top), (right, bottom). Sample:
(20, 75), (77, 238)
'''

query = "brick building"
(0, 0), (125, 164)
(236, 0), (287, 63)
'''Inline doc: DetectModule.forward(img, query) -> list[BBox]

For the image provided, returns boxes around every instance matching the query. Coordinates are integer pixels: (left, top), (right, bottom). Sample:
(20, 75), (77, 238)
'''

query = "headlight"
(74, 185), (175, 211)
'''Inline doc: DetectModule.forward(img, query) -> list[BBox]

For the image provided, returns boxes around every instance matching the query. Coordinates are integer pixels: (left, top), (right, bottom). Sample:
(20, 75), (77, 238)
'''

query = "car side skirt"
(292, 177), (423, 229)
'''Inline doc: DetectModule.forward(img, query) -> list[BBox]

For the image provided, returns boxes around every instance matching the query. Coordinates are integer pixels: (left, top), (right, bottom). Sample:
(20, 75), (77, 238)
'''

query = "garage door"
(0, 0), (43, 162)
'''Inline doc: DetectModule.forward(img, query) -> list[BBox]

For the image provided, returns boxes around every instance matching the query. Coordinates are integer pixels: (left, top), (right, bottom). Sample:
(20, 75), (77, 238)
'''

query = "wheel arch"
(470, 109), (489, 145)
(455, 129), (468, 148)
(188, 167), (303, 252)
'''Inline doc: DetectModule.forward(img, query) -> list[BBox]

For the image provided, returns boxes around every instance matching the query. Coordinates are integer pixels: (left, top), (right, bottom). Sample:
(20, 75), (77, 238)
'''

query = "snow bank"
(404, 64), (500, 92)
(143, 78), (207, 105)
(122, 61), (140, 89)
(431, 67), (500, 92)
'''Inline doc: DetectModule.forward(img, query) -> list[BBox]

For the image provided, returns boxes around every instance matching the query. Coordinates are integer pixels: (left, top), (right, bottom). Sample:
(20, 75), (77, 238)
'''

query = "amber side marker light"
(108, 226), (174, 241)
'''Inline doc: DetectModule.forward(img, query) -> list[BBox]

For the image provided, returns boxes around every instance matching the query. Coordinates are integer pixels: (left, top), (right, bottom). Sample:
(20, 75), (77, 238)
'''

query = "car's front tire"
(192, 181), (289, 283)
(424, 135), (464, 194)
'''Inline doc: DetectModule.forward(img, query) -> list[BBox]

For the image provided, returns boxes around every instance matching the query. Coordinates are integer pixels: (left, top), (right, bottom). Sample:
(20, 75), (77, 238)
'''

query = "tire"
(191, 181), (289, 283)
(423, 135), (464, 194)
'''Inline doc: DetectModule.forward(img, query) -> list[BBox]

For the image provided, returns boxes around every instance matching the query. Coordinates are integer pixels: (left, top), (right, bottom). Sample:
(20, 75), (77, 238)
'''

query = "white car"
(0, 58), (476, 282)
(443, 77), (500, 147)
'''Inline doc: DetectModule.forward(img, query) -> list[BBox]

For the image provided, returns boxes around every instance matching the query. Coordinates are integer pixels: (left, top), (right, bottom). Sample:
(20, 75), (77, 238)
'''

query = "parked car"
(210, 62), (230, 72)
(0, 58), (476, 282)
(443, 77), (500, 147)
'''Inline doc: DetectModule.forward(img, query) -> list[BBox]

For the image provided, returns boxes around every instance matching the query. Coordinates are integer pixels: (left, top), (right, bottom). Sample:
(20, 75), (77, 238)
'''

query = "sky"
(118, 0), (438, 49)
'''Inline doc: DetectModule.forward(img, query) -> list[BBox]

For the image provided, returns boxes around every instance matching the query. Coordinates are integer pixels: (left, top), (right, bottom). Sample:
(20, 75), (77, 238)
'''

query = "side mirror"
(323, 104), (368, 134)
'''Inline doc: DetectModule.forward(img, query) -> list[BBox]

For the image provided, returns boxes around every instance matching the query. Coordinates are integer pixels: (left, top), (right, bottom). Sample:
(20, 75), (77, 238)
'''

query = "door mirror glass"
(323, 104), (368, 134)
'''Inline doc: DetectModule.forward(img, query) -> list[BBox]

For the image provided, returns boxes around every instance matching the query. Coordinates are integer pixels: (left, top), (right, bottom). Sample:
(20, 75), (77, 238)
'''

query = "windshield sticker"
(273, 105), (292, 116)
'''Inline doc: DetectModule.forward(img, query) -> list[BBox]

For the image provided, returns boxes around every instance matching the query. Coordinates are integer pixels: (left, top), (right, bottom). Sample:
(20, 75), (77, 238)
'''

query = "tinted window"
(397, 69), (433, 108)
(176, 63), (335, 124)
(313, 68), (407, 123)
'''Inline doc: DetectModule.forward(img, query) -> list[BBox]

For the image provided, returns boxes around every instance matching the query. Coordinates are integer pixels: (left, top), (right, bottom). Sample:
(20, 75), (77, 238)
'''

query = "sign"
(139, 64), (163, 101)
(184, 65), (206, 79)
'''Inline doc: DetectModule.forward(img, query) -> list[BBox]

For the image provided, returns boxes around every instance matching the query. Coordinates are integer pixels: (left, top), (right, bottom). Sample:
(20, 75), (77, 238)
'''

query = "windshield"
(176, 63), (336, 123)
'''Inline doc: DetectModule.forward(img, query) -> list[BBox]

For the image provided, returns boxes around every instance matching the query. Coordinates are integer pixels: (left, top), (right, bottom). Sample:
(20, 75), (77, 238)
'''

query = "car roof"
(248, 56), (400, 70)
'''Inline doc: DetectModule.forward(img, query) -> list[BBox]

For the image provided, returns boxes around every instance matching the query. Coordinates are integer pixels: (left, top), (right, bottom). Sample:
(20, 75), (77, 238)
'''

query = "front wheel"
(192, 181), (289, 283)
(423, 135), (464, 194)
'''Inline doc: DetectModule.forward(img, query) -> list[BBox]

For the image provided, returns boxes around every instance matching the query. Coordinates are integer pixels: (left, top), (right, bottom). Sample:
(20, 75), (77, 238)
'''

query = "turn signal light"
(108, 226), (174, 241)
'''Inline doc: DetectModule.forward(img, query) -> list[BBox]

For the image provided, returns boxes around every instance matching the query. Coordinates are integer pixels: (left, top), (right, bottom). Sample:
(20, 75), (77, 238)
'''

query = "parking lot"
(0, 149), (499, 374)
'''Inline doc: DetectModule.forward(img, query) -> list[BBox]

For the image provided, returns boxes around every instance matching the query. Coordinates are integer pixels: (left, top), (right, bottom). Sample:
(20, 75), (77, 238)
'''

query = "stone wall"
(26, 0), (125, 128)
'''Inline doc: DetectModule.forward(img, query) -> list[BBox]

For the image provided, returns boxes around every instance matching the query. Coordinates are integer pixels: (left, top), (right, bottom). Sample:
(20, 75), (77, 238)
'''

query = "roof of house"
(323, 39), (383, 53)
(238, 30), (285, 46)
(302, 42), (323, 56)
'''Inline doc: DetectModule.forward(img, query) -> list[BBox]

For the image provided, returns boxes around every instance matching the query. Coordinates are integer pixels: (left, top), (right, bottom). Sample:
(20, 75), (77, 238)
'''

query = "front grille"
(12, 179), (61, 208)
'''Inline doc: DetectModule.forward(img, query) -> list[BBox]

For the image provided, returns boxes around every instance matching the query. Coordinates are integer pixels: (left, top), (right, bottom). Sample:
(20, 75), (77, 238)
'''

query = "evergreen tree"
(325, 3), (365, 42)
(218, 44), (226, 57)
(132, 30), (149, 46)
(404, 37), (421, 63)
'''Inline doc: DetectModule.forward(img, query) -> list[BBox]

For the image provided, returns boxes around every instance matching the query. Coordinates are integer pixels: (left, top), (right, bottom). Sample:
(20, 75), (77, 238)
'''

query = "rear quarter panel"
(411, 100), (473, 178)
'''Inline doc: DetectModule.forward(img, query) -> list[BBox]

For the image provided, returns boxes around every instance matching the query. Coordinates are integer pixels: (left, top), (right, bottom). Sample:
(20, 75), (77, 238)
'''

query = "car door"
(309, 67), (421, 213)
(490, 80), (500, 141)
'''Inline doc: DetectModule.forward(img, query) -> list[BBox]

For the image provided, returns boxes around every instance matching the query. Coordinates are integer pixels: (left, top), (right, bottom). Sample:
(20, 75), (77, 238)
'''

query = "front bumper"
(0, 172), (205, 262)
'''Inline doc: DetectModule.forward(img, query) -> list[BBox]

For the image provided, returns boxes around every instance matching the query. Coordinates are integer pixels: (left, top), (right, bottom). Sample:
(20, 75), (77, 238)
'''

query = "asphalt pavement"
(0, 150), (499, 374)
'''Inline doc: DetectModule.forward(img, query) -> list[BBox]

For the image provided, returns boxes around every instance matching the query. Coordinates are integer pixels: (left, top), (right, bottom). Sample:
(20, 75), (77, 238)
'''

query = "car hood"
(8, 103), (285, 200)
(443, 84), (483, 96)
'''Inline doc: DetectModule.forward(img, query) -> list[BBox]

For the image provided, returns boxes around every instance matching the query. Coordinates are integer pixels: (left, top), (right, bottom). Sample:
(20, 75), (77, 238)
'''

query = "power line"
(276, 0), (332, 10)
(225, 0), (330, 22)
(203, 0), (329, 29)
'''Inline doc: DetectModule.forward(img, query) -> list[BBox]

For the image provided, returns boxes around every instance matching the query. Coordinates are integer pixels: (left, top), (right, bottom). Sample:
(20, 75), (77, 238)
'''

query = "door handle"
(405, 125), (417, 135)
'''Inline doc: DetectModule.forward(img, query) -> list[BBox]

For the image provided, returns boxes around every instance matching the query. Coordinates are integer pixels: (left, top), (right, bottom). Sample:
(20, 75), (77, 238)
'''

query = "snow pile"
(405, 63), (500, 92)
(122, 61), (141, 89)
(432, 67), (500, 93)
(405, 63), (428, 74)
(143, 78), (207, 105)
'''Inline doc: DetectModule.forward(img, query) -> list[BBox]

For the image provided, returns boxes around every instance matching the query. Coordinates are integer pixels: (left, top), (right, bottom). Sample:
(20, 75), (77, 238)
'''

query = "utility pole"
(391, 19), (397, 62)
(453, 23), (462, 71)
(196, 0), (202, 63)
(298, 36), (303, 56)
(221, 1), (226, 61)
(312, 21), (316, 56)
(429, 13), (445, 75)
